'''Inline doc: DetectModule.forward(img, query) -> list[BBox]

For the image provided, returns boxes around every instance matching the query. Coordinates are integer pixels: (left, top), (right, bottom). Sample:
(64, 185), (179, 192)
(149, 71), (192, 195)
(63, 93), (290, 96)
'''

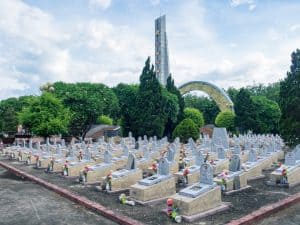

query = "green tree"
(184, 94), (220, 124)
(246, 83), (280, 103)
(251, 96), (281, 134)
(97, 115), (113, 125)
(184, 107), (204, 128)
(279, 49), (300, 145)
(113, 83), (138, 136)
(134, 57), (168, 138)
(0, 98), (20, 135)
(0, 96), (35, 135)
(234, 88), (256, 133)
(215, 111), (235, 132)
(162, 88), (179, 138)
(227, 87), (239, 104)
(166, 75), (184, 121)
(18, 93), (71, 137)
(172, 118), (199, 143)
(52, 82), (119, 138)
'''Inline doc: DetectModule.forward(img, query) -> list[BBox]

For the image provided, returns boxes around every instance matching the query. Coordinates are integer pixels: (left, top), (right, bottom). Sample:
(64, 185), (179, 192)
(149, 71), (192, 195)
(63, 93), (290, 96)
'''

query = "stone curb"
(226, 192), (300, 225)
(0, 161), (144, 225)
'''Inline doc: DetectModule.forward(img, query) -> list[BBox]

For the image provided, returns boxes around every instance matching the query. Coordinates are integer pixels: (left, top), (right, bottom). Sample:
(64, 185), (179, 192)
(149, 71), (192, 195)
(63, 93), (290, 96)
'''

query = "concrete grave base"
(214, 172), (248, 192)
(137, 160), (152, 171)
(102, 169), (143, 192)
(86, 166), (113, 184)
(174, 170), (200, 185)
(40, 158), (51, 168)
(212, 159), (229, 175)
(239, 152), (249, 163)
(181, 203), (230, 222)
(130, 177), (176, 202)
(68, 161), (98, 177)
(170, 162), (179, 174)
(276, 150), (285, 161)
(244, 163), (263, 181)
(172, 186), (223, 217)
(134, 196), (168, 205)
(247, 174), (265, 181)
(223, 185), (251, 195)
(269, 165), (300, 187)
(53, 161), (67, 172)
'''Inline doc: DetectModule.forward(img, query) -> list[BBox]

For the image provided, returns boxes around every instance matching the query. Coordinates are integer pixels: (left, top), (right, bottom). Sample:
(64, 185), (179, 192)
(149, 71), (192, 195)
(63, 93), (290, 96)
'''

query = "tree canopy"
(251, 96), (281, 134)
(184, 94), (219, 124)
(0, 96), (35, 135)
(279, 49), (300, 145)
(164, 75), (182, 138)
(51, 82), (119, 138)
(97, 115), (113, 125)
(183, 107), (204, 128)
(215, 110), (235, 132)
(113, 83), (138, 136)
(18, 93), (72, 137)
(172, 118), (199, 143)
(134, 57), (171, 138)
(234, 88), (257, 133)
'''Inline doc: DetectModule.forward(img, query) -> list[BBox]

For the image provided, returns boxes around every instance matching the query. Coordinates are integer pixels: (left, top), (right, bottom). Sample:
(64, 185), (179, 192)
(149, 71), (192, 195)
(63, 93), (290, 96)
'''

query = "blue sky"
(0, 0), (299, 99)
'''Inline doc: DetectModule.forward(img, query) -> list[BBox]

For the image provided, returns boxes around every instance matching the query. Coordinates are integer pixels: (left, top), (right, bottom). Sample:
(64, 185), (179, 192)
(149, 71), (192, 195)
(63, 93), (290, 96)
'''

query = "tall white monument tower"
(155, 15), (170, 86)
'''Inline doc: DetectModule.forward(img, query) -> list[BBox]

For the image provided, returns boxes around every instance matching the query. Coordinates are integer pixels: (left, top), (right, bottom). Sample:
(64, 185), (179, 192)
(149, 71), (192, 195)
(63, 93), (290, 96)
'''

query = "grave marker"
(229, 155), (241, 172)
(285, 152), (296, 166)
(200, 163), (214, 185)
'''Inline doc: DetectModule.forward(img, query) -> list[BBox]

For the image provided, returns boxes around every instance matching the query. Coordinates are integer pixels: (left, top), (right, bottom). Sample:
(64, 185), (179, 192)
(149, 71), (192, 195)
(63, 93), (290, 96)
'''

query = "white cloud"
(230, 0), (256, 11)
(267, 28), (281, 41)
(150, 0), (160, 6)
(89, 0), (112, 10)
(290, 24), (300, 32)
(249, 4), (256, 11)
(0, 0), (298, 100)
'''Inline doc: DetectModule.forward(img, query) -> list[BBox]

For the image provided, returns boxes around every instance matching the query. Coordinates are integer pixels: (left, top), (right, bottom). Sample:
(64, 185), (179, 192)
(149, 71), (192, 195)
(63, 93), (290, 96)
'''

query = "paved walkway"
(0, 168), (118, 225)
(257, 203), (300, 225)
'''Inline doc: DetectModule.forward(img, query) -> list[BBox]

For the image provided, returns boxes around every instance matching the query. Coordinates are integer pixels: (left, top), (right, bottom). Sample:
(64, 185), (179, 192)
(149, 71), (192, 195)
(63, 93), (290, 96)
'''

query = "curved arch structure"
(179, 81), (234, 112)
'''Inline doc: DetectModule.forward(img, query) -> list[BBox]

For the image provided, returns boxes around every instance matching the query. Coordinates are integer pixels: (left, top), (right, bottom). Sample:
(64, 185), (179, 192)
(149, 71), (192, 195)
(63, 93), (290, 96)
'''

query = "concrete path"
(257, 203), (300, 225)
(0, 167), (118, 225)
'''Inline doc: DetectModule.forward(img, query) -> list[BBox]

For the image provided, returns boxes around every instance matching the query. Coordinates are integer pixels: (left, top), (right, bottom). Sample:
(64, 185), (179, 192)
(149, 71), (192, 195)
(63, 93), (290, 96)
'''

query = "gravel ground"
(0, 167), (118, 225)
(1, 157), (300, 225)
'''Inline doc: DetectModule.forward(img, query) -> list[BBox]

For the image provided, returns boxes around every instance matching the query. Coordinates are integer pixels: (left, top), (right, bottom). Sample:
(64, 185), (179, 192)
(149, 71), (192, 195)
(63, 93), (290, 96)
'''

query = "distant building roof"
(85, 124), (120, 139)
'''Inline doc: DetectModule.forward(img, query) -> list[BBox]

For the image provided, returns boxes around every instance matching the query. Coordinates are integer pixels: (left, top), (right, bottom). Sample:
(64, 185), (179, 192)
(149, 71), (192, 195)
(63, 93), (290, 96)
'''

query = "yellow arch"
(179, 81), (234, 112)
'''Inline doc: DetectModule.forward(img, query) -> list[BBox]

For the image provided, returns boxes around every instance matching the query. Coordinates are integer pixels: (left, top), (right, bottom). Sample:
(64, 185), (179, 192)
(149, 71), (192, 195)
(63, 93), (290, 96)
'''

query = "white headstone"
(195, 151), (204, 167)
(212, 127), (229, 149)
(217, 147), (225, 159)
(285, 152), (296, 166)
(167, 147), (175, 162)
(229, 155), (241, 172)
(234, 144), (241, 155)
(200, 163), (214, 185)
(36, 141), (40, 150)
(158, 158), (170, 176)
(104, 150), (112, 164)
(61, 139), (66, 147)
(122, 145), (129, 156)
(126, 153), (137, 170)
(143, 146), (149, 159)
(29, 139), (33, 149)
(248, 149), (257, 162)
